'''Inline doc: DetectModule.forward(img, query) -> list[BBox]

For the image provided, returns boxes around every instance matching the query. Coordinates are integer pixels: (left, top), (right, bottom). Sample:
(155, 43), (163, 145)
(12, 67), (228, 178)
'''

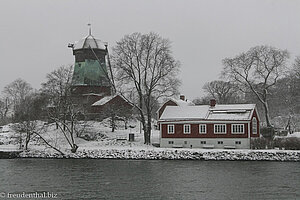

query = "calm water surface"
(0, 159), (299, 200)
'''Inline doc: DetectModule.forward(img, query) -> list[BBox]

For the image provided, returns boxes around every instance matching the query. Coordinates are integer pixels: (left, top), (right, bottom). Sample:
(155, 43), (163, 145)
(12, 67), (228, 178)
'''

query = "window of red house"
(252, 117), (257, 134)
(168, 125), (174, 134)
(199, 124), (206, 134)
(184, 124), (191, 134)
(214, 124), (226, 134)
(232, 124), (244, 134)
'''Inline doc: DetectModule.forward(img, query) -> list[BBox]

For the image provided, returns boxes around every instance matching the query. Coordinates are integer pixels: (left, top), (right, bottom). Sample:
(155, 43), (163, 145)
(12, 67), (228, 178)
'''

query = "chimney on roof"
(180, 95), (185, 101)
(210, 99), (216, 107)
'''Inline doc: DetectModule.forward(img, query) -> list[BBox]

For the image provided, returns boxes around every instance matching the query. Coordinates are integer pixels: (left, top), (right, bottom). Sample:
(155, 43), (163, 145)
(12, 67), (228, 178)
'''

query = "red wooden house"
(90, 94), (133, 120)
(158, 99), (260, 149)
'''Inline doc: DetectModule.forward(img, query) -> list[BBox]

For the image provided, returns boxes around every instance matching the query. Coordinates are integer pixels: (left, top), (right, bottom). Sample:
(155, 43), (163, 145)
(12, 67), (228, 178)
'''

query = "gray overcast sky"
(1, 0), (300, 100)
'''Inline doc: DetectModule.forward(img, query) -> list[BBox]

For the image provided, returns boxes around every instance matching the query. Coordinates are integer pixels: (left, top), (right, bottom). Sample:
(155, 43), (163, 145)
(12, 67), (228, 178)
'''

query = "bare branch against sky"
(0, 0), (299, 100)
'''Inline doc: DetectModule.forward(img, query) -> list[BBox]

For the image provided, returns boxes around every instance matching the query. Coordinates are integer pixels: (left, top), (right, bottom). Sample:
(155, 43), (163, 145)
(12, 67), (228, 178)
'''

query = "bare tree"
(12, 92), (48, 150)
(112, 32), (180, 144)
(282, 56), (300, 132)
(222, 45), (289, 127)
(13, 120), (65, 155)
(0, 97), (10, 125)
(203, 80), (241, 104)
(13, 120), (38, 150)
(192, 96), (212, 105)
(41, 65), (73, 98)
(41, 65), (84, 153)
(293, 56), (300, 79)
(33, 127), (65, 155)
(48, 104), (82, 153)
(3, 78), (33, 117)
(41, 65), (73, 129)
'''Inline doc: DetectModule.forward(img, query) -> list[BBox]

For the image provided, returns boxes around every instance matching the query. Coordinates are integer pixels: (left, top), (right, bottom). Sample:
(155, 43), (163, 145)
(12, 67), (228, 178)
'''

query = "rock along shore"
(18, 149), (300, 161)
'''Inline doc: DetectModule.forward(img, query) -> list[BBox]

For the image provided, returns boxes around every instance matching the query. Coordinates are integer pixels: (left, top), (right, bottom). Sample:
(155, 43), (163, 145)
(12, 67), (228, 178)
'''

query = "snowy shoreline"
(2, 122), (300, 161)
(17, 148), (300, 161)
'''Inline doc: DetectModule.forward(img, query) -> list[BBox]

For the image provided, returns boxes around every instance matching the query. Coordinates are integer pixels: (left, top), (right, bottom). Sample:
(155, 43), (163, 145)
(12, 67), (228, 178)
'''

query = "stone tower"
(69, 25), (111, 96)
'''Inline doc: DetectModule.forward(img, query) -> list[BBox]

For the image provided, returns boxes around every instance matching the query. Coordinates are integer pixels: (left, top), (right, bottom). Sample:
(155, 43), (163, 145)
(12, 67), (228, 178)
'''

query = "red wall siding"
(162, 123), (249, 138)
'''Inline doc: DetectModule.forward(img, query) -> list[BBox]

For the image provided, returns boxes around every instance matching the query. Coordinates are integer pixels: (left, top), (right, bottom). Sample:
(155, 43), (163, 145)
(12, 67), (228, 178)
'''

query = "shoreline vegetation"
(2, 148), (299, 161)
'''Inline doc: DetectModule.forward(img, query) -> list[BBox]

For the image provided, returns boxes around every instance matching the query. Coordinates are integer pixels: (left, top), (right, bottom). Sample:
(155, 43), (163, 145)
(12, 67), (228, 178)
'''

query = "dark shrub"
(251, 137), (268, 149)
(273, 137), (300, 150)
(261, 127), (275, 139)
(285, 137), (300, 150)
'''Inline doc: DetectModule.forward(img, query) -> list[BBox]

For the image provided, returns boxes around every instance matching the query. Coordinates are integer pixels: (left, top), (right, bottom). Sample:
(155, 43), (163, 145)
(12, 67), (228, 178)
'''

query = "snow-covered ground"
(1, 120), (300, 161)
(0, 119), (160, 152)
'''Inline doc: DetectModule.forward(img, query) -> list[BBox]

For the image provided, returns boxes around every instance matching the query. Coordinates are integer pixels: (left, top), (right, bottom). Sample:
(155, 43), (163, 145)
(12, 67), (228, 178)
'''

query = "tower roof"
(73, 25), (106, 50)
(73, 35), (106, 50)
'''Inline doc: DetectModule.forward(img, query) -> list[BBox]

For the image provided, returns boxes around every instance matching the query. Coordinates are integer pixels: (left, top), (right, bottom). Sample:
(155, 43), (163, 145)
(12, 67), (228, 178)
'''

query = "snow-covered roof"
(91, 95), (129, 107)
(210, 104), (256, 110)
(82, 93), (105, 97)
(159, 104), (256, 121)
(207, 104), (255, 120)
(92, 95), (116, 106)
(160, 105), (209, 120)
(169, 98), (195, 106)
(73, 34), (106, 50)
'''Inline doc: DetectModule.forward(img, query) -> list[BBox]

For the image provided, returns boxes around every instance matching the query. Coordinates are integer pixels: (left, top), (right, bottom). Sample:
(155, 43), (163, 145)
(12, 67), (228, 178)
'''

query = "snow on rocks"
(18, 148), (300, 161)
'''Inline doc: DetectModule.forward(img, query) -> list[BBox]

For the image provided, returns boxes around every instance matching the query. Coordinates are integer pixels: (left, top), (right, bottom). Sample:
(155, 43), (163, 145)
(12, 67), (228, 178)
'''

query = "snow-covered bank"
(2, 121), (300, 161)
(19, 148), (300, 161)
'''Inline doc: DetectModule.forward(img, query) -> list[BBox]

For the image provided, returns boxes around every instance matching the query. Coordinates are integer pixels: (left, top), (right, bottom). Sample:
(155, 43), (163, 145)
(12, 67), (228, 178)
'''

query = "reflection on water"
(0, 159), (299, 200)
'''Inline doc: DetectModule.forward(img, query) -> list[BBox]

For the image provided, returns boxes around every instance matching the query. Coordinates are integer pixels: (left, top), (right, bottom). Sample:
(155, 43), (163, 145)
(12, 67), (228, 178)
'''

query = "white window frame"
(214, 124), (226, 134)
(167, 125), (174, 134)
(231, 124), (245, 134)
(168, 141), (174, 144)
(199, 124), (207, 134)
(184, 124), (191, 134)
(218, 141), (223, 144)
(252, 117), (257, 134)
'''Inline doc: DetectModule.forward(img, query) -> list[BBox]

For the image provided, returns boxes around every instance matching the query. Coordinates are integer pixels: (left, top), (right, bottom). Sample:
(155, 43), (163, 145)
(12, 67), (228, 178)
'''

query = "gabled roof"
(91, 95), (130, 107)
(157, 98), (195, 115)
(159, 104), (256, 121)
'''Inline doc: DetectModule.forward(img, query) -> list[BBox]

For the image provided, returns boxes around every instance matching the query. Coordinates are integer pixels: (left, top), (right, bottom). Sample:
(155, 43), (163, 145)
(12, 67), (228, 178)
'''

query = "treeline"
(194, 45), (300, 132)
(0, 65), (80, 153)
